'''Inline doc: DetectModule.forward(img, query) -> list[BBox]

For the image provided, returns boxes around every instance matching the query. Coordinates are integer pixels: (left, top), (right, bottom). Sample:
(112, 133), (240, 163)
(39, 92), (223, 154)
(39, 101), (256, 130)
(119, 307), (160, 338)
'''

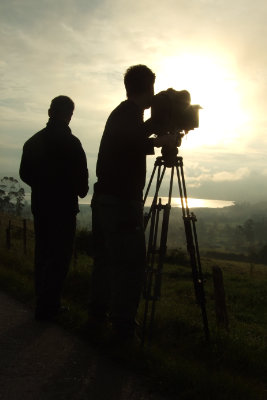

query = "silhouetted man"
(20, 95), (89, 320)
(91, 65), (174, 342)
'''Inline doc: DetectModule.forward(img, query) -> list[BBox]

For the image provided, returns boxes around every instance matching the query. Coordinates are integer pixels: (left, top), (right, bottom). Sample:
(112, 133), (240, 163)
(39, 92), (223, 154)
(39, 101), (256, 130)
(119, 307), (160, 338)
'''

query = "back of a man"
(20, 95), (89, 320)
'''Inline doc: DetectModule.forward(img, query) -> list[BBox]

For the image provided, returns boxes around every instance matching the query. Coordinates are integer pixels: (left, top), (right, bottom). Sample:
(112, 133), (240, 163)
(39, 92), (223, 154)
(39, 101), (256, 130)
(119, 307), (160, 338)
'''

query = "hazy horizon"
(23, 190), (259, 209)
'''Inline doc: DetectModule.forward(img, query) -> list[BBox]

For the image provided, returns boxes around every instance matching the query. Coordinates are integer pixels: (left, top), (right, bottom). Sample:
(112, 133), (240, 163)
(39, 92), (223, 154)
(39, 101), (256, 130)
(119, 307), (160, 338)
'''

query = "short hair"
(49, 95), (75, 117)
(124, 65), (156, 97)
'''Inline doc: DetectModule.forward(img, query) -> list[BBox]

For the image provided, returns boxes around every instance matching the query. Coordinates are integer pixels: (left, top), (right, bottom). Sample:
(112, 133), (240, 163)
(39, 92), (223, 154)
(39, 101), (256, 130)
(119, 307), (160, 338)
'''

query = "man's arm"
(19, 144), (33, 187)
(76, 143), (89, 198)
(144, 118), (181, 149)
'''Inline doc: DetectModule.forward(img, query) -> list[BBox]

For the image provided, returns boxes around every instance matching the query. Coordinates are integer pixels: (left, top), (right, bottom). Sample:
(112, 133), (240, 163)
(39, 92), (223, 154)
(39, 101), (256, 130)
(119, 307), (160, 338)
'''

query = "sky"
(1, 0), (267, 203)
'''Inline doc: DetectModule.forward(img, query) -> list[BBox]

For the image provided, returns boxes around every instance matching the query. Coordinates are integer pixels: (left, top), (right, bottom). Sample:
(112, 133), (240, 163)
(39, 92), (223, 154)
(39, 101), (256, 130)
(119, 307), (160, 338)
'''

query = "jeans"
(91, 194), (146, 332)
(34, 212), (76, 314)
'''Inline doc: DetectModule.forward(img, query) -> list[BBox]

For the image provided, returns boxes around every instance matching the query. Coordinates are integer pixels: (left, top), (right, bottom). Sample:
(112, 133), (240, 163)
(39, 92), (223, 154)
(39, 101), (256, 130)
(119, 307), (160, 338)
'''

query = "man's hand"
(144, 118), (170, 137)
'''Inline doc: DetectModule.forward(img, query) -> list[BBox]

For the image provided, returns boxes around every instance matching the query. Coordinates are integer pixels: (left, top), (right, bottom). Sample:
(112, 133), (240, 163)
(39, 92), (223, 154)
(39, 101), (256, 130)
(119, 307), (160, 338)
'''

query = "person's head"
(48, 95), (75, 124)
(124, 65), (155, 109)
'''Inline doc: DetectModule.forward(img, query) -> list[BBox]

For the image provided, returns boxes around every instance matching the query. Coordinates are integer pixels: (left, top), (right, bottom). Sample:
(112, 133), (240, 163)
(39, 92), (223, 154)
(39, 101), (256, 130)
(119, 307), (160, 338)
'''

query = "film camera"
(143, 90), (210, 343)
(151, 88), (201, 166)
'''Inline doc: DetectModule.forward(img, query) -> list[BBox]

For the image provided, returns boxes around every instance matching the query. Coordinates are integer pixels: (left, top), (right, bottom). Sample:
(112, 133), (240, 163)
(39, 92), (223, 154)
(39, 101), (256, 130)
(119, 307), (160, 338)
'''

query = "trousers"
(34, 212), (76, 313)
(91, 194), (146, 332)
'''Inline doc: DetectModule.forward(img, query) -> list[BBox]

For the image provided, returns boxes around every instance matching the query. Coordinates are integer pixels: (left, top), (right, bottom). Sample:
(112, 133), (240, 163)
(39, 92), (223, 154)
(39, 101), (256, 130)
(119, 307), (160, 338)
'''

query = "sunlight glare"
(144, 197), (234, 208)
(172, 197), (206, 208)
(154, 53), (250, 149)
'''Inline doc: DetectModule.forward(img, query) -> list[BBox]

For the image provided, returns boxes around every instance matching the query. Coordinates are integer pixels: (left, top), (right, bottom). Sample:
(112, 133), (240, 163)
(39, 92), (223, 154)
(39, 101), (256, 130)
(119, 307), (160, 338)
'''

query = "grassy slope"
(0, 215), (266, 399)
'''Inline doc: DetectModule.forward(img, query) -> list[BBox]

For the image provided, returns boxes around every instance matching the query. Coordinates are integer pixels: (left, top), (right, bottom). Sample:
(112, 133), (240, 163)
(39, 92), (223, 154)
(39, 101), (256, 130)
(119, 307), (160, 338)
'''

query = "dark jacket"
(19, 119), (89, 216)
(94, 100), (154, 201)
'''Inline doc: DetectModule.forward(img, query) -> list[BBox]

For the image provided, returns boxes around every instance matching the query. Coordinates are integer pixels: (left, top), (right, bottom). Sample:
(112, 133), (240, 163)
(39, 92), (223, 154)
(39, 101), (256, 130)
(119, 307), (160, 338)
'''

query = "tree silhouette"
(237, 218), (255, 246)
(0, 177), (25, 216)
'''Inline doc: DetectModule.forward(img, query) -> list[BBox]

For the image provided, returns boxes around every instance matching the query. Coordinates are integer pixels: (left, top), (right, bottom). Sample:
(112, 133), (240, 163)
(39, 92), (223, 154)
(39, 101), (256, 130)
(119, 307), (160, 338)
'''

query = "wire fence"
(0, 213), (34, 255)
(0, 213), (89, 266)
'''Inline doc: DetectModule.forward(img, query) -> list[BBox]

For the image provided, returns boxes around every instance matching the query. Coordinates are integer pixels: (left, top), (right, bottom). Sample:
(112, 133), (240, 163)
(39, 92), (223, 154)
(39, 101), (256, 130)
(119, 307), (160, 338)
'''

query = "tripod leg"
(176, 159), (210, 341)
(143, 162), (157, 205)
(191, 217), (210, 341)
(142, 202), (161, 344)
(144, 165), (166, 229)
(144, 201), (161, 300)
(148, 203), (171, 341)
(146, 167), (174, 341)
(183, 217), (209, 340)
(142, 162), (166, 345)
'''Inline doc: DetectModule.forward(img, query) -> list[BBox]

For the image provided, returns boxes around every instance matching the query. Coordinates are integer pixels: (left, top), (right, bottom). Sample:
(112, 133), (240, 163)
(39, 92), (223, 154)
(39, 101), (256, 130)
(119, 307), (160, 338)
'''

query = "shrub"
(165, 247), (188, 265)
(75, 229), (93, 256)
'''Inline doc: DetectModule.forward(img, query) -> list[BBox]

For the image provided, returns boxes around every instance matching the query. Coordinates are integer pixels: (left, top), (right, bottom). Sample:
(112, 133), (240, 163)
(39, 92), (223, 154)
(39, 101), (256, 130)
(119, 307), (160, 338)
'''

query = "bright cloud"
(186, 167), (249, 186)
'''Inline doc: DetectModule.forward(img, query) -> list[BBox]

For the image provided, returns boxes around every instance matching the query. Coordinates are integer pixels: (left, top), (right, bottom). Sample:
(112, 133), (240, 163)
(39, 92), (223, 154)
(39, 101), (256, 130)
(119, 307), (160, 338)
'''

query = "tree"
(237, 219), (255, 248)
(0, 177), (25, 216)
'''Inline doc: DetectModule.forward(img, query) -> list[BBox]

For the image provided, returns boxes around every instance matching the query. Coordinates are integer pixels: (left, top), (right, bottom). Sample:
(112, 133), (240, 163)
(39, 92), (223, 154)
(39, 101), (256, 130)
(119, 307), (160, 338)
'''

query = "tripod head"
(160, 130), (184, 168)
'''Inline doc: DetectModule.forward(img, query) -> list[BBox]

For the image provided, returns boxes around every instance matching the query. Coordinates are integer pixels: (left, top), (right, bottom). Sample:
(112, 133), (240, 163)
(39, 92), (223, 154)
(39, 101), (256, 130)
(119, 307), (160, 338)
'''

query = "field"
(0, 212), (266, 400)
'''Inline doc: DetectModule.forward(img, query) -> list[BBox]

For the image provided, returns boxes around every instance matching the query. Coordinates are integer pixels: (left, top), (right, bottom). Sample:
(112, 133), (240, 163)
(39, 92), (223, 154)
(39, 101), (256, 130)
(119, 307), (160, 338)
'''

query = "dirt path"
(0, 291), (171, 400)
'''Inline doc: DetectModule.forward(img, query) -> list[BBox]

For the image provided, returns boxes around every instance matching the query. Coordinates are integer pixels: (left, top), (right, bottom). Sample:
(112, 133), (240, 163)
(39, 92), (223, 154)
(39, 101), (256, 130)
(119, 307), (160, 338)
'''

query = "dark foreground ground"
(0, 291), (171, 400)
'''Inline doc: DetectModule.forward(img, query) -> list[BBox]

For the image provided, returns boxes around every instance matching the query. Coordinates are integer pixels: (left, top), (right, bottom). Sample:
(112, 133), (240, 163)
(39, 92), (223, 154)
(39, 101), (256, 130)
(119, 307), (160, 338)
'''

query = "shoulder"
(107, 100), (139, 125)
(23, 128), (46, 148)
(111, 100), (137, 115)
(68, 132), (83, 148)
(64, 133), (86, 157)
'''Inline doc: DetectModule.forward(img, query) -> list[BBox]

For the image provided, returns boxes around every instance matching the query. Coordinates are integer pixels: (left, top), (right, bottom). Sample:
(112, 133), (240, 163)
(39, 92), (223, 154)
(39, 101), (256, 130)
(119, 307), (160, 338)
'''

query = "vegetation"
(78, 201), (267, 263)
(0, 177), (25, 216)
(0, 211), (266, 399)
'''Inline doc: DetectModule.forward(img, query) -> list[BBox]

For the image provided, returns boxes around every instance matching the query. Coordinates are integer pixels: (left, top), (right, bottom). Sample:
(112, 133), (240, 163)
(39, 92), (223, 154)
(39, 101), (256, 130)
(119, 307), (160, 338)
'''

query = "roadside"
(0, 291), (171, 400)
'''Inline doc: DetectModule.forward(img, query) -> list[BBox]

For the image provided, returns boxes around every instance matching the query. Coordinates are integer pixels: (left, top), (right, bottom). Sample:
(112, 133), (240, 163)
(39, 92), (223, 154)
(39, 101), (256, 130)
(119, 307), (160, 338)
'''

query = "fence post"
(73, 241), (77, 267)
(6, 220), (11, 250)
(212, 265), (229, 331)
(23, 219), (27, 254)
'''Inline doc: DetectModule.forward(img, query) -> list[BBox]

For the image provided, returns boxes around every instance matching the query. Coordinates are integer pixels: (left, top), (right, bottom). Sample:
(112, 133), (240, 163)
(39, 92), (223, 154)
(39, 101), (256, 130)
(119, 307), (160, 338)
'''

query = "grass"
(0, 214), (266, 399)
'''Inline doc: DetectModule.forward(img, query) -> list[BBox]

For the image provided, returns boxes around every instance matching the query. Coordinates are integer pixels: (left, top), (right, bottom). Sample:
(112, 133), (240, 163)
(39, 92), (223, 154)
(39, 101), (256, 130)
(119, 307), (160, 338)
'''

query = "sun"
(153, 53), (250, 149)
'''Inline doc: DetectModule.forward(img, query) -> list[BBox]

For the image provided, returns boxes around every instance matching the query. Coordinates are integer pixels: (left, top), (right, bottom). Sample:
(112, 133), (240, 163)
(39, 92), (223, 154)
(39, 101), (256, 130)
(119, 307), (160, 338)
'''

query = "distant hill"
(76, 201), (267, 256)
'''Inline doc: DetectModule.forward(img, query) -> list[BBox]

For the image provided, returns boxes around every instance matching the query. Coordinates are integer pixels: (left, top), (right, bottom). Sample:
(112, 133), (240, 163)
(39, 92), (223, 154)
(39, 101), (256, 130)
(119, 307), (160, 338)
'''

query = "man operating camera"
(90, 64), (175, 342)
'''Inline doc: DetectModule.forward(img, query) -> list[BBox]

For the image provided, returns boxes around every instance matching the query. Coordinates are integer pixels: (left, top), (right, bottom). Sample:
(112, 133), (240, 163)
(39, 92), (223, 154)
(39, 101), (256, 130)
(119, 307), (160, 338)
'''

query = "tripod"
(141, 155), (210, 344)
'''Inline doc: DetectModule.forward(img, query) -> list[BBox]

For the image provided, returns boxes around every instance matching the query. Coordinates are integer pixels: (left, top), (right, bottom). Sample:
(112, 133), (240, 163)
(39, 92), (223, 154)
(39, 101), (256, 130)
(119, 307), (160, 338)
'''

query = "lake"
(144, 197), (235, 208)
(25, 193), (234, 209)
(78, 195), (234, 208)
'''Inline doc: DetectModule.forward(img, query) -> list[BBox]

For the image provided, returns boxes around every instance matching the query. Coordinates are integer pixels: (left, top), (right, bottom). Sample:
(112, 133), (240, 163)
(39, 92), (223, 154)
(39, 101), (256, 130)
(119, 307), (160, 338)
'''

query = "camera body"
(150, 88), (201, 167)
(151, 88), (201, 135)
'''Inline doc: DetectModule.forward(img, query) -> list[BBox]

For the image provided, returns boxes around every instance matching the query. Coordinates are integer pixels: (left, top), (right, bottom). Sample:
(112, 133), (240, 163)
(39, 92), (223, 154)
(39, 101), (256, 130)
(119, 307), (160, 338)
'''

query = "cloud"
(1, 0), (267, 203)
(185, 168), (249, 187)
(181, 151), (254, 190)
(0, 145), (22, 178)
(211, 168), (249, 182)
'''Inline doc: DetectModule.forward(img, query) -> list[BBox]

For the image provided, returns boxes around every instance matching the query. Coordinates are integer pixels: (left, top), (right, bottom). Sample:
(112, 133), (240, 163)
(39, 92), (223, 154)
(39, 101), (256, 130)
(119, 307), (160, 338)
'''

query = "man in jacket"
(20, 95), (89, 320)
(91, 65), (174, 342)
